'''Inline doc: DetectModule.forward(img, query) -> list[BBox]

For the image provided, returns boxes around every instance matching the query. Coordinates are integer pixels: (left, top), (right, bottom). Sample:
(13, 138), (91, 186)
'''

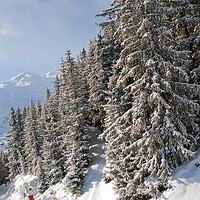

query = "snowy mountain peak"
(0, 84), (4, 89)
(0, 68), (59, 150)
(10, 71), (35, 81)
(8, 72), (37, 87)
(0, 68), (60, 89)
(44, 67), (60, 78)
(8, 71), (51, 87)
(0, 72), (41, 88)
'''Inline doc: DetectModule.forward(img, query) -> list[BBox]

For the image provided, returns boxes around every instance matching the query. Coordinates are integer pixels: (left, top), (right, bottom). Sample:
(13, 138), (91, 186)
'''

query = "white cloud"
(0, 22), (20, 37)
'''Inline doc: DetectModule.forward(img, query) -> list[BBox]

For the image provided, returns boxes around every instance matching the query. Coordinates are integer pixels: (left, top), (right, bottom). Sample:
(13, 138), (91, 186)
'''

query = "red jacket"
(28, 195), (34, 200)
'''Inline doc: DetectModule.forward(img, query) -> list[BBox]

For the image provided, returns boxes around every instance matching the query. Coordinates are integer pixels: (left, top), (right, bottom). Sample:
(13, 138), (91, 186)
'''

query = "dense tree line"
(0, 151), (9, 185)
(6, 0), (199, 199)
(6, 49), (93, 195)
(99, 0), (200, 199)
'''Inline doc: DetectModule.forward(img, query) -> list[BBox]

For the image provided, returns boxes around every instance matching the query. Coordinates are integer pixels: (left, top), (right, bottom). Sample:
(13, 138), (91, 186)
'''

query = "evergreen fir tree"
(36, 156), (48, 194)
(77, 48), (90, 108)
(169, 0), (200, 142)
(52, 77), (65, 175)
(40, 88), (63, 187)
(53, 75), (61, 104)
(21, 106), (27, 120)
(58, 55), (73, 174)
(7, 107), (21, 180)
(15, 107), (26, 175)
(59, 50), (91, 195)
(64, 141), (88, 196)
(0, 151), (9, 185)
(36, 100), (42, 118)
(100, 0), (200, 199)
(86, 27), (120, 129)
(23, 100), (41, 175)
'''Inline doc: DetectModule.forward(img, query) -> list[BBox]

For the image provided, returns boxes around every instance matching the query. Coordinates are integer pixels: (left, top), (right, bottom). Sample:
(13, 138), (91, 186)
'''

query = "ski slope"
(158, 149), (200, 200)
(0, 130), (117, 200)
(1, 146), (200, 200)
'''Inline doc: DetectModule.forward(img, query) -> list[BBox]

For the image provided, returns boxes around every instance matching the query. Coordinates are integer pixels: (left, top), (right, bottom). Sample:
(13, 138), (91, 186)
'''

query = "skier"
(24, 184), (34, 200)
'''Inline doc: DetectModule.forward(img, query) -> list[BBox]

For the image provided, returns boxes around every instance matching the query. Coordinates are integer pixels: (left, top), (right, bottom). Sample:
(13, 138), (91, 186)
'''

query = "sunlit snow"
(0, 130), (118, 200)
(1, 146), (200, 199)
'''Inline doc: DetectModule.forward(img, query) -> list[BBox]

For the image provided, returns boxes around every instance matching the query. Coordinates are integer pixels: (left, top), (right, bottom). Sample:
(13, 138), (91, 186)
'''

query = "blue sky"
(0, 0), (112, 83)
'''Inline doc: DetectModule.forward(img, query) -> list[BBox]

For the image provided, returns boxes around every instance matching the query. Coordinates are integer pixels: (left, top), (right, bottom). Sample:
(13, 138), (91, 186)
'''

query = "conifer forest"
(3, 0), (200, 199)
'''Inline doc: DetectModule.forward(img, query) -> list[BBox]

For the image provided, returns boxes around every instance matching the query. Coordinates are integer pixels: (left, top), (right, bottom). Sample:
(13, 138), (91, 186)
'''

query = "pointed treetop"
(37, 100), (41, 107)
(10, 106), (14, 112)
(80, 48), (87, 60)
(30, 99), (34, 107)
(65, 50), (75, 64)
(45, 87), (51, 98)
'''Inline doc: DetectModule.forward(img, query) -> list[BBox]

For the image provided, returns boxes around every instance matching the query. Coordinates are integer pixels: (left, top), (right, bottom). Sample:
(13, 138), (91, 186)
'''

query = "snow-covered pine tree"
(64, 111), (91, 196)
(77, 48), (90, 108)
(53, 75), (61, 104)
(36, 100), (42, 118)
(21, 106), (27, 119)
(58, 55), (74, 175)
(169, 0), (200, 141)
(86, 38), (102, 127)
(36, 156), (48, 194)
(95, 9), (122, 134)
(21, 106), (27, 133)
(52, 76), (65, 175)
(7, 107), (22, 180)
(86, 25), (120, 129)
(76, 48), (91, 129)
(16, 106), (28, 175)
(23, 100), (41, 175)
(59, 50), (90, 196)
(0, 151), (9, 185)
(35, 100), (44, 150)
(52, 76), (62, 142)
(100, 0), (200, 199)
(167, 0), (200, 85)
(15, 107), (27, 175)
(40, 88), (63, 187)
(64, 139), (88, 196)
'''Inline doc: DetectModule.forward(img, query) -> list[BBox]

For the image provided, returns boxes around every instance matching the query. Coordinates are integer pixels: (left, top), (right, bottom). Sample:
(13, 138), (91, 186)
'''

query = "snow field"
(1, 148), (200, 200)
(159, 149), (200, 200)
(0, 131), (117, 200)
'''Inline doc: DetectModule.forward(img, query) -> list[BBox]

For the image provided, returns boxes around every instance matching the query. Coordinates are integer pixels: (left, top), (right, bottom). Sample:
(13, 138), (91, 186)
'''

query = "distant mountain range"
(0, 68), (60, 150)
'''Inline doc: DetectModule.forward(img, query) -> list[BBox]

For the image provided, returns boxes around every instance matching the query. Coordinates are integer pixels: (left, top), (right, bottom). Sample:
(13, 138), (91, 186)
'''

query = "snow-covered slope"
(1, 148), (200, 200)
(0, 129), (117, 200)
(0, 68), (59, 150)
(158, 149), (200, 200)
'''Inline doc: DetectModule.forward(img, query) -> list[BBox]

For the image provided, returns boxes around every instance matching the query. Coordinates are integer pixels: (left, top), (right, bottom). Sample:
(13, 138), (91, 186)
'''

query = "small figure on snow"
(27, 187), (34, 200)
(195, 162), (200, 167)
(24, 185), (35, 200)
